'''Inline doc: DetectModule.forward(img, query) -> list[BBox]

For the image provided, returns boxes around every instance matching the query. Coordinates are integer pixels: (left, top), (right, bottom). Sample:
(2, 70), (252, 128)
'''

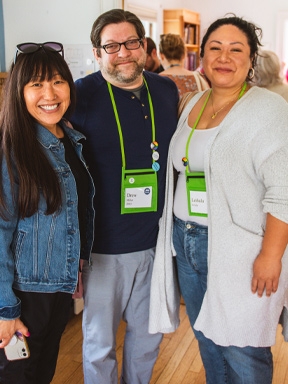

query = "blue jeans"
(173, 216), (273, 384)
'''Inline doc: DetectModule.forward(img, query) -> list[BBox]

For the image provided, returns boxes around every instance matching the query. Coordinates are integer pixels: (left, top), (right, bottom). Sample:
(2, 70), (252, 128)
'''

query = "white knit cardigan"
(149, 86), (288, 347)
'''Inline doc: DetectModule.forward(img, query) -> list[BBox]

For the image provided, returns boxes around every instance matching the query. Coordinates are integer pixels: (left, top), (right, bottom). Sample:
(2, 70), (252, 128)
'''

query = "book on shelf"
(184, 25), (195, 45)
(185, 51), (197, 71)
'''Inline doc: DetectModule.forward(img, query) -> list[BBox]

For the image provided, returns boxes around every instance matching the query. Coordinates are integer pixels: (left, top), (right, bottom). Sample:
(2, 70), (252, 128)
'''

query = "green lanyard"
(184, 82), (247, 170)
(107, 77), (156, 169)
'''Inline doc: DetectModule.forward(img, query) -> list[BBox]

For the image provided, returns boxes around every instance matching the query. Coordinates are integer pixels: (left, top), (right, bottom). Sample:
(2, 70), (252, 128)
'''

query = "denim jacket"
(0, 121), (95, 320)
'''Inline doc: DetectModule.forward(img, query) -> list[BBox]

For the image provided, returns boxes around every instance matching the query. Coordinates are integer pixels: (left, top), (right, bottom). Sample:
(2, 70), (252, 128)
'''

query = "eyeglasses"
(97, 38), (143, 54)
(14, 42), (64, 64)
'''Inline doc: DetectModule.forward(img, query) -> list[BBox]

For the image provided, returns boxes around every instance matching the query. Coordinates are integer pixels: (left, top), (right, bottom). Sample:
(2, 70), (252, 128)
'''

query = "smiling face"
(202, 24), (253, 91)
(23, 73), (70, 133)
(93, 22), (147, 88)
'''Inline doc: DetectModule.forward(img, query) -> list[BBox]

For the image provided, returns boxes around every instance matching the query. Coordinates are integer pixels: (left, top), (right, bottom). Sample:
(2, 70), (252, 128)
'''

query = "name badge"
(186, 172), (208, 217)
(189, 191), (208, 215)
(121, 168), (158, 214)
(125, 186), (152, 208)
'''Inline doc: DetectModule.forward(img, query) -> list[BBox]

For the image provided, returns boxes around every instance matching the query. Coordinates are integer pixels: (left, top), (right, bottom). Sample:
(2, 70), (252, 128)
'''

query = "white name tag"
(124, 187), (153, 208)
(189, 191), (208, 215)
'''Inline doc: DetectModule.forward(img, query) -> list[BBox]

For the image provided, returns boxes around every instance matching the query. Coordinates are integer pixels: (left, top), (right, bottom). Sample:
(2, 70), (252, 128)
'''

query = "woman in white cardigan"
(149, 15), (288, 384)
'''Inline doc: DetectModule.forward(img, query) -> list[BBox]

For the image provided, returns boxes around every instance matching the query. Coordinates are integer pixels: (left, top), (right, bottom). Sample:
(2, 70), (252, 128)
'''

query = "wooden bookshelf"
(163, 9), (200, 70)
(0, 72), (8, 105)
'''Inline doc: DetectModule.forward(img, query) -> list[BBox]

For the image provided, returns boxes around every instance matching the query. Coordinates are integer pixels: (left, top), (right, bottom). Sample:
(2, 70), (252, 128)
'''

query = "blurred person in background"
(254, 49), (288, 102)
(159, 33), (209, 96)
(144, 37), (164, 73)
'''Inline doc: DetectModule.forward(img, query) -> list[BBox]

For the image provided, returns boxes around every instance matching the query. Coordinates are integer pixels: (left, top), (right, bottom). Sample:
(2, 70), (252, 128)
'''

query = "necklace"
(210, 83), (247, 119)
(182, 82), (247, 167)
(167, 63), (180, 69)
(211, 98), (235, 119)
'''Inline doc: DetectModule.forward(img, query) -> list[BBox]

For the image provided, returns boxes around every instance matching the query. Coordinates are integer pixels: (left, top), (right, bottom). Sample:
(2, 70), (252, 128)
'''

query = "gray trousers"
(82, 249), (163, 384)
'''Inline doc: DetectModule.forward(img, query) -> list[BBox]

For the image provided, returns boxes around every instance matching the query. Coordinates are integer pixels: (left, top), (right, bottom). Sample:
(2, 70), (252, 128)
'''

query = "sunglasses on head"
(14, 42), (64, 64)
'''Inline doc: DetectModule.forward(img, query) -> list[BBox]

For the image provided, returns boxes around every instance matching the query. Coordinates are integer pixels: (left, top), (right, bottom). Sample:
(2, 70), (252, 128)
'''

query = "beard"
(100, 56), (146, 84)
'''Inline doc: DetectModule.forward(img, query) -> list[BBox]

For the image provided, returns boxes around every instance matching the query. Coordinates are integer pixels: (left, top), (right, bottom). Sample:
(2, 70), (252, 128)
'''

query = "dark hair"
(146, 37), (157, 55)
(159, 34), (185, 61)
(200, 15), (262, 68)
(90, 9), (145, 56)
(0, 48), (76, 219)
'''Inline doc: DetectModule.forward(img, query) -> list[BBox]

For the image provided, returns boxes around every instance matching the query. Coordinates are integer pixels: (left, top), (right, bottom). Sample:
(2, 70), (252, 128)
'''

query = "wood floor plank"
(272, 326), (288, 384)
(51, 307), (288, 384)
(150, 305), (190, 383)
(163, 335), (199, 383)
(181, 367), (206, 384)
(153, 327), (195, 383)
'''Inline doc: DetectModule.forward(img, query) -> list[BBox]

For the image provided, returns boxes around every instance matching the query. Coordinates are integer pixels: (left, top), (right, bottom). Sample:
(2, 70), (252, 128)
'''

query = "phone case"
(4, 334), (30, 361)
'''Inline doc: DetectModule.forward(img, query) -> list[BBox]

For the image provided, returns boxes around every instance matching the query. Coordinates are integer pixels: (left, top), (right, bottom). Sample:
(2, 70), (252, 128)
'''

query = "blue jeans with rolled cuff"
(173, 216), (273, 384)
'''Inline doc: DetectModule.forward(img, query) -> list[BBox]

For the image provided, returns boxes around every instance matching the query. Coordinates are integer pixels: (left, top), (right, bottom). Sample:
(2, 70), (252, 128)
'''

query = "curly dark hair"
(200, 15), (262, 68)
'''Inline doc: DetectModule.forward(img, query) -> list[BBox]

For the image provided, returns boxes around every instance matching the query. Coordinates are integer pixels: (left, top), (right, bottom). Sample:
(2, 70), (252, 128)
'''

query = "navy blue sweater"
(71, 70), (178, 254)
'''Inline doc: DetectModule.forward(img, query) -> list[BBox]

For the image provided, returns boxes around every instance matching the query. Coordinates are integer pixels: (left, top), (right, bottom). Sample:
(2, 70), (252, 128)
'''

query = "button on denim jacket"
(0, 122), (95, 320)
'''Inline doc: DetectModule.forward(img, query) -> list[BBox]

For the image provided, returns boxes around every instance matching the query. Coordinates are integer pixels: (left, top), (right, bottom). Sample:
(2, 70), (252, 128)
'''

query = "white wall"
(124, 0), (185, 49)
(3, 0), (288, 70)
(182, 0), (288, 53)
(2, 0), (122, 70)
(125, 0), (288, 64)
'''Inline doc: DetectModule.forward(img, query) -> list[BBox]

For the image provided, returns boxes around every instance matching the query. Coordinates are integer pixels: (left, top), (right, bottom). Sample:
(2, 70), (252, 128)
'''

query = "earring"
(248, 68), (255, 80)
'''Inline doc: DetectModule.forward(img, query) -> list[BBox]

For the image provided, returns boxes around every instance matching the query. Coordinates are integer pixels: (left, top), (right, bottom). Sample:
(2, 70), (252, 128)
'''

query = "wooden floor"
(51, 304), (288, 384)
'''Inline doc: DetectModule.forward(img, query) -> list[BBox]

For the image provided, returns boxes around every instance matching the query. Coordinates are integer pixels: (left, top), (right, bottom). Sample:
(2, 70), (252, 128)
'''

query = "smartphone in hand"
(4, 333), (30, 361)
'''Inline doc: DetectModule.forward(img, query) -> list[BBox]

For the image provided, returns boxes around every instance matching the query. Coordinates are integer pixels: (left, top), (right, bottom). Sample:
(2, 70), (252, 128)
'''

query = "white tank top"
(172, 119), (219, 225)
